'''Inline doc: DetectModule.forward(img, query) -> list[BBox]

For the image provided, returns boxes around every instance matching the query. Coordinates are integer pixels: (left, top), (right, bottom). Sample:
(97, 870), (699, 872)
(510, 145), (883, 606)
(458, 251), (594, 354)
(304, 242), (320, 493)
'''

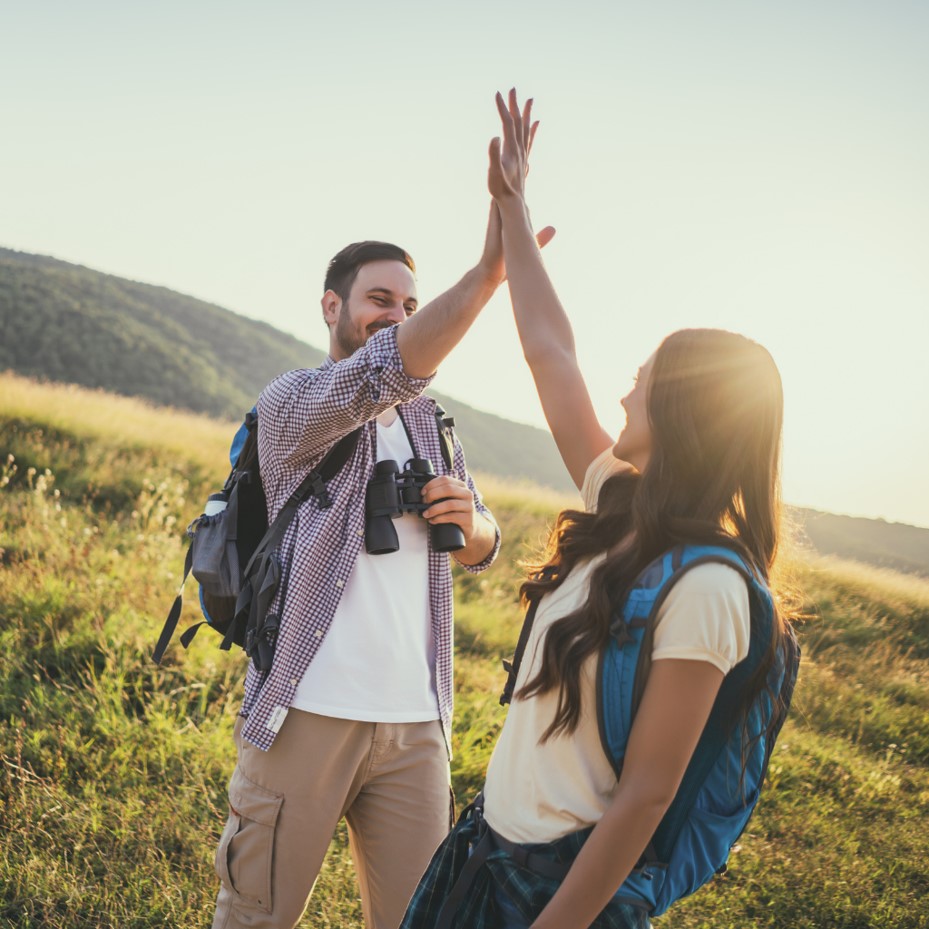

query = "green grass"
(2, 376), (928, 928)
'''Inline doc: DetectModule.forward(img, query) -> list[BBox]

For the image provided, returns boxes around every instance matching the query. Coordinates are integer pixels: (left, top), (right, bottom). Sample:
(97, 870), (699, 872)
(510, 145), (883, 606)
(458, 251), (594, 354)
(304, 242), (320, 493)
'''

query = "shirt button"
(336, 580), (344, 588)
(356, 530), (364, 538)
(290, 679), (298, 686)
(314, 630), (323, 639)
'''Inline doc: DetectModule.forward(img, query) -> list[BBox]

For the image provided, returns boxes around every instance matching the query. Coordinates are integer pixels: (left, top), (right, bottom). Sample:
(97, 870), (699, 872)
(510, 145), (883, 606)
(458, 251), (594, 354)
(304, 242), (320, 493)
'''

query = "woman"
(401, 91), (797, 929)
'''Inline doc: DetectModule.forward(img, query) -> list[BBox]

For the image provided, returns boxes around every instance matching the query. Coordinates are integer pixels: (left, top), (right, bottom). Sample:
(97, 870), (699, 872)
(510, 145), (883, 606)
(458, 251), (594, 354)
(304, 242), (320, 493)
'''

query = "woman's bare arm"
(489, 90), (613, 487)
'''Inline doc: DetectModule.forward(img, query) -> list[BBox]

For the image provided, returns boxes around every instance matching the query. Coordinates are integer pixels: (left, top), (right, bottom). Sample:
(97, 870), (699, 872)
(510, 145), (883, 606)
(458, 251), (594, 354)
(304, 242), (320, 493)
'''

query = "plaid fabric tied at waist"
(400, 795), (650, 929)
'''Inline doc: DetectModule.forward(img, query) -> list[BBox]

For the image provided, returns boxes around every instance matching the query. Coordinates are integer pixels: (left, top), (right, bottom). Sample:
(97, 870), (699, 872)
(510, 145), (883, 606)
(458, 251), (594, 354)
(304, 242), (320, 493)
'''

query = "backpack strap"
(394, 402), (456, 472)
(499, 596), (541, 707)
(499, 568), (557, 706)
(228, 427), (362, 652)
(434, 403), (455, 471)
(236, 425), (354, 569)
(153, 543), (194, 663)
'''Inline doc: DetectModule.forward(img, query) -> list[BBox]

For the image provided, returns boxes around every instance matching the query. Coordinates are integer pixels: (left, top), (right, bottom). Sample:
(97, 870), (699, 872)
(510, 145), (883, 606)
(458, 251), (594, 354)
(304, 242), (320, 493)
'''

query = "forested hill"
(0, 246), (326, 419)
(794, 508), (929, 578)
(0, 246), (574, 492)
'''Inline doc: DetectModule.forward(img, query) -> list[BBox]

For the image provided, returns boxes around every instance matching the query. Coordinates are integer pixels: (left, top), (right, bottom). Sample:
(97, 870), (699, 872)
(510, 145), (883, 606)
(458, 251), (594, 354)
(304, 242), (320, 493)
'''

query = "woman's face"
(613, 354), (655, 472)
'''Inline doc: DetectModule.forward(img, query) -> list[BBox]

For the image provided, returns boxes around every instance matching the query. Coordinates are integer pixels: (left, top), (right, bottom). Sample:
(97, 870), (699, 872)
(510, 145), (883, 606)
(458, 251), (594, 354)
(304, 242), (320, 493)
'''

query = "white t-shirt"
(291, 411), (439, 721)
(483, 447), (750, 843)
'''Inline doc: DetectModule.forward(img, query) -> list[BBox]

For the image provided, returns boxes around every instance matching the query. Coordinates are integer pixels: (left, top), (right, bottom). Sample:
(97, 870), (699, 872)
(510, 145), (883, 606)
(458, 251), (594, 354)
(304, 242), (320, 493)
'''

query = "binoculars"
(365, 458), (466, 555)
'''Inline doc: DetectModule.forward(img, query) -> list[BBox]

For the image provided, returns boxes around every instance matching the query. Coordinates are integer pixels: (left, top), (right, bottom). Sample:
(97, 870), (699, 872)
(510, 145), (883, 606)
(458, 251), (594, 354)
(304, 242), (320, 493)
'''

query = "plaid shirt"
(239, 325), (500, 752)
(400, 802), (650, 929)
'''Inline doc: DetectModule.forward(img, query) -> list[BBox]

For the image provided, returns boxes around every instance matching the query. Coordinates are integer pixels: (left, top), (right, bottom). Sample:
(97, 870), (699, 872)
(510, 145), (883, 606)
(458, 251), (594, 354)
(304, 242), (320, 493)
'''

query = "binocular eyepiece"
(365, 458), (466, 555)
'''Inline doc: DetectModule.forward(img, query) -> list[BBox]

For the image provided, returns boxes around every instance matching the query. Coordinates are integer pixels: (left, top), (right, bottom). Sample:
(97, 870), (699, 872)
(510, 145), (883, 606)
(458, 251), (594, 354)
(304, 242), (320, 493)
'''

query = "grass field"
(1, 372), (928, 929)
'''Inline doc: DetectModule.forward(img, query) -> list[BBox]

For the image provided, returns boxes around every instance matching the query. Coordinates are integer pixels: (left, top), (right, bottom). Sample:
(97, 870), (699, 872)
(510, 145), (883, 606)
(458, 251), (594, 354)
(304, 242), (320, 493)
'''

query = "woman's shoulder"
(654, 561), (751, 669)
(581, 446), (635, 511)
(670, 560), (749, 598)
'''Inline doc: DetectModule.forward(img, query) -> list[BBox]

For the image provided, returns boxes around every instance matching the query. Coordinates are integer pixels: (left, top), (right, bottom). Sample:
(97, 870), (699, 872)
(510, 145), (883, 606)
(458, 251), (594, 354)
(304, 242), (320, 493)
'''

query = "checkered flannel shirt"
(239, 324), (500, 752)
(400, 803), (650, 929)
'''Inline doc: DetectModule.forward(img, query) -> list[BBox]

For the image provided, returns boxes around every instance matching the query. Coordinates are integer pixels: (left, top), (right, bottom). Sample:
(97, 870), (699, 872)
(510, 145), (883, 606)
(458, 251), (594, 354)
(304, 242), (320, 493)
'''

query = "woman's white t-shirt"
(483, 447), (750, 844)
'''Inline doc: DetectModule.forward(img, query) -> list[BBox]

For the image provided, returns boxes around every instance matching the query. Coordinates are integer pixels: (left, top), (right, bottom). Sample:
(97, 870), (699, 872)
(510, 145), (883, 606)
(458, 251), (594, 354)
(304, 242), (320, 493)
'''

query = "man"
(212, 210), (516, 929)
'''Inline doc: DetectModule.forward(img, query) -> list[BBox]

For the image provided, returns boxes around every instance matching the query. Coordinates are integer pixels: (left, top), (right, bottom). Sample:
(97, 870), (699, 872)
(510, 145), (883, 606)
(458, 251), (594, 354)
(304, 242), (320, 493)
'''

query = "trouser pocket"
(215, 765), (284, 914)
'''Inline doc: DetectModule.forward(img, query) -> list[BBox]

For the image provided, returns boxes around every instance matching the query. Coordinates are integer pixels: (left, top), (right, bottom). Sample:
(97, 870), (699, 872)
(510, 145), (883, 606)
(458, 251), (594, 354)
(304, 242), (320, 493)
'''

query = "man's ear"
(321, 290), (341, 328)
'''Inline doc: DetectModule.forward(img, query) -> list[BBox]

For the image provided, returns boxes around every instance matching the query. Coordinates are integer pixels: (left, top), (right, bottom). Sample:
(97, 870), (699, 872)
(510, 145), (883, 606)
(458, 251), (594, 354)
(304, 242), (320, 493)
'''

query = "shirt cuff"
(367, 324), (435, 395)
(456, 514), (501, 574)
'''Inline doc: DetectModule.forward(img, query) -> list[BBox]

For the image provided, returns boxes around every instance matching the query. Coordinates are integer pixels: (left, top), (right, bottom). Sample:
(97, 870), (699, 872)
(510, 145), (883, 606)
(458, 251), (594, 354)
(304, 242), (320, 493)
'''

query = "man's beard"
(334, 306), (391, 358)
(334, 306), (366, 358)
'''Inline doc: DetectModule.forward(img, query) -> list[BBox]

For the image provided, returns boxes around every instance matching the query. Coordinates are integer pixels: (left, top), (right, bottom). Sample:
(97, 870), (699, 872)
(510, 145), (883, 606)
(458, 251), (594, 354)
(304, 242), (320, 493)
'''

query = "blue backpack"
(501, 543), (800, 917)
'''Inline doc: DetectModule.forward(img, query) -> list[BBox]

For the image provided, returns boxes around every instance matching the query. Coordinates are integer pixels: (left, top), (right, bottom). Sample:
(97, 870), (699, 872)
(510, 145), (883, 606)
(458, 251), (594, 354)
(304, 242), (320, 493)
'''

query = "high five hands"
(479, 88), (554, 284)
(489, 89), (538, 204)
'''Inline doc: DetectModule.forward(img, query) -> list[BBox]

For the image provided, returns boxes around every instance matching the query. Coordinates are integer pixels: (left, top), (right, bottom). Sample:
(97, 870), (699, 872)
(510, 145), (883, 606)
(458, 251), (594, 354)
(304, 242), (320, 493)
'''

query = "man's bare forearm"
(453, 512), (498, 567)
(396, 264), (500, 378)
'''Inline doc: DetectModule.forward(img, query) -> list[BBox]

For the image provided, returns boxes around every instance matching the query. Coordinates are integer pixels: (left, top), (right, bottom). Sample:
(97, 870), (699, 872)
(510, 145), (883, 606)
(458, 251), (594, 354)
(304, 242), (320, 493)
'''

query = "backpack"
(501, 543), (800, 917)
(153, 401), (457, 668)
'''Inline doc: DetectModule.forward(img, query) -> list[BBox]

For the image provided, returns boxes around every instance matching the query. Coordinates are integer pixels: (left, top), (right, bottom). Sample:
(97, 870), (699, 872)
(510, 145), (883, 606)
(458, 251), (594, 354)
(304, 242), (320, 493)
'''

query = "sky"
(2, 0), (928, 527)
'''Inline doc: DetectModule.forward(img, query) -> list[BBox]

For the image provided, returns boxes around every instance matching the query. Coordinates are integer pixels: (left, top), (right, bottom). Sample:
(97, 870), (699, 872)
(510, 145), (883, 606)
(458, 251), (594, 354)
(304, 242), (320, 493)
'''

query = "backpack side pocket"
(191, 491), (241, 598)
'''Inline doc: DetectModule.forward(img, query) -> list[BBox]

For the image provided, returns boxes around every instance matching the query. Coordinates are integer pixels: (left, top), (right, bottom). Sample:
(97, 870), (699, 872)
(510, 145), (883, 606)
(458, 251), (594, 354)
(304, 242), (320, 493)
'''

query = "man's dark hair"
(324, 241), (416, 303)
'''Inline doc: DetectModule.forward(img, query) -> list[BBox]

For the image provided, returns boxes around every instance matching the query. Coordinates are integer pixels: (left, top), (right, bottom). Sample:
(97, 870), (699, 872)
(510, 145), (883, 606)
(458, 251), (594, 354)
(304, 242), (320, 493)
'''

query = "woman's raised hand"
(488, 88), (538, 202)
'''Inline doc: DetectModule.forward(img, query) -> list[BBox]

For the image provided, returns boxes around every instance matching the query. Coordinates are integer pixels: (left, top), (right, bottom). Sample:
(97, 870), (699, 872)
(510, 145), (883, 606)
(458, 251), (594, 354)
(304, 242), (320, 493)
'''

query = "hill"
(0, 247), (319, 420)
(792, 507), (929, 578)
(0, 246), (572, 492)
(1, 381), (928, 927)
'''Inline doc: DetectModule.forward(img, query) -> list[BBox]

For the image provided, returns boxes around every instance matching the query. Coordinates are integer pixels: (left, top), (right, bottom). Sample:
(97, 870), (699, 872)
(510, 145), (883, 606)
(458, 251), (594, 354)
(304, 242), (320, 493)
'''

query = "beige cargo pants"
(211, 710), (451, 929)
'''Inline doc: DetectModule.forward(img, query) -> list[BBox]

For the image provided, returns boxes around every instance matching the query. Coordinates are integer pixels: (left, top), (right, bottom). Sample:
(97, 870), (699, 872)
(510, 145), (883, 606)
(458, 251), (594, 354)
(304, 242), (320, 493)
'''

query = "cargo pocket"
(215, 765), (284, 914)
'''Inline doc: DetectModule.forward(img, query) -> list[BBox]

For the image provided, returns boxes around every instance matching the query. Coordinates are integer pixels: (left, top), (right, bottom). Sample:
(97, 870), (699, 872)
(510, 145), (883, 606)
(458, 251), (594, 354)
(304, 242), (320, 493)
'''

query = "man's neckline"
(376, 407), (400, 427)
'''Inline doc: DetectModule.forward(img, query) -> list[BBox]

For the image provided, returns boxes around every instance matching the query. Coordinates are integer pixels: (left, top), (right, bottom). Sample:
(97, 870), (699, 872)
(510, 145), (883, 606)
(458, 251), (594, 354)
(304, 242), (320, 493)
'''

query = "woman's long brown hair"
(518, 329), (790, 741)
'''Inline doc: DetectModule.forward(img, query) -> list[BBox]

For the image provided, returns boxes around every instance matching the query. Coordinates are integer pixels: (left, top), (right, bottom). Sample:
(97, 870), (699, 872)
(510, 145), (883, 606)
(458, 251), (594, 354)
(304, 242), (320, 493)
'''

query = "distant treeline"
(794, 508), (929, 578)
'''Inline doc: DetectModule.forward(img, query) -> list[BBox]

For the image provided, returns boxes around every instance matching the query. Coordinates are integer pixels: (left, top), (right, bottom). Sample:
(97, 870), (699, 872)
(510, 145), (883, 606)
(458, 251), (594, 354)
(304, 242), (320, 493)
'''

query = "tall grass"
(1, 374), (928, 928)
